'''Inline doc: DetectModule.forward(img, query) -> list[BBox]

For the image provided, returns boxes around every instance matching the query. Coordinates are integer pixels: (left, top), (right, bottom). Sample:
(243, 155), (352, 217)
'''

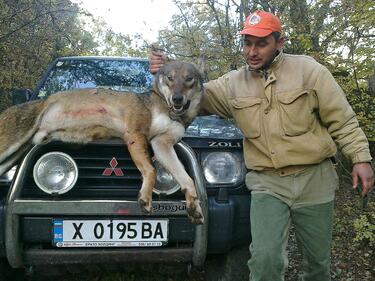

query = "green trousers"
(246, 159), (338, 281)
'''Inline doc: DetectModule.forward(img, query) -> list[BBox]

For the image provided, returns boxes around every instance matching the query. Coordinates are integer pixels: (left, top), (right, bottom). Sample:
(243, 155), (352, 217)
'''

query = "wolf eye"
(185, 77), (193, 82)
(167, 75), (174, 82)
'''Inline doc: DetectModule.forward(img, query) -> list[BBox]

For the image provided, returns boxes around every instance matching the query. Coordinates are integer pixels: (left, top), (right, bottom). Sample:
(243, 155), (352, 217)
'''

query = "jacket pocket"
(277, 90), (314, 136)
(231, 97), (262, 138)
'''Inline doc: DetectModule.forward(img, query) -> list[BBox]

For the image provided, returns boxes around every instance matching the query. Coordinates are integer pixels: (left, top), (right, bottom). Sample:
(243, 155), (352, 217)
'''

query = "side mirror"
(12, 89), (33, 105)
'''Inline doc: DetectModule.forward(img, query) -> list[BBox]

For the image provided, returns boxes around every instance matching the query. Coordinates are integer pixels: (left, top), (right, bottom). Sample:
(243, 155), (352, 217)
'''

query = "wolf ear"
(195, 54), (207, 83)
(191, 54), (207, 88)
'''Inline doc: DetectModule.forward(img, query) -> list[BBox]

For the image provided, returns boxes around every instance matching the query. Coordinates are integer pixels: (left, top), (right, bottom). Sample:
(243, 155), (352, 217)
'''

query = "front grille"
(20, 141), (186, 200)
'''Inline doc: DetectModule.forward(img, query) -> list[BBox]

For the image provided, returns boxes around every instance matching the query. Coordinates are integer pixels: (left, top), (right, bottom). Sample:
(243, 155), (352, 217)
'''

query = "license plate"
(53, 219), (168, 247)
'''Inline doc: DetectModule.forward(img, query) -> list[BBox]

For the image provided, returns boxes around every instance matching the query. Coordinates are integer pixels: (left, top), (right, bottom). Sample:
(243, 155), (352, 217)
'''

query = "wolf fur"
(0, 61), (204, 224)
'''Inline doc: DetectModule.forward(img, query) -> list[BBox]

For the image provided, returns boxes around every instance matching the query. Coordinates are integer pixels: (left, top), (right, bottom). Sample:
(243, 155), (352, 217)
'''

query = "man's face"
(242, 34), (284, 70)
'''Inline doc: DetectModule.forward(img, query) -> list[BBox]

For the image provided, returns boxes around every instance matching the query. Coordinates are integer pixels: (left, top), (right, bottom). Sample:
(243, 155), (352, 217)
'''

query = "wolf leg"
(151, 135), (204, 224)
(124, 132), (156, 214)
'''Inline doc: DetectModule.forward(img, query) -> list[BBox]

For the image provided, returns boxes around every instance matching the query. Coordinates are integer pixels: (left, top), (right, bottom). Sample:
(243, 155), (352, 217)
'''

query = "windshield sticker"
(38, 90), (47, 97)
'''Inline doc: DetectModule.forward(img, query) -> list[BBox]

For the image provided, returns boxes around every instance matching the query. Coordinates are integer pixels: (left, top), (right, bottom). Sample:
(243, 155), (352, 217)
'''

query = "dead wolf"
(0, 61), (204, 224)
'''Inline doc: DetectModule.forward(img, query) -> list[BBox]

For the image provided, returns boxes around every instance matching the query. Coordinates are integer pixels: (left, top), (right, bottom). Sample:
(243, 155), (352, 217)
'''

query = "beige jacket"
(203, 52), (372, 174)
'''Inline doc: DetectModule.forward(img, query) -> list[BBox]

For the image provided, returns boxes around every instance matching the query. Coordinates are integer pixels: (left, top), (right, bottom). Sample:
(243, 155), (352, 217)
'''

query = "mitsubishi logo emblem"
(102, 157), (124, 176)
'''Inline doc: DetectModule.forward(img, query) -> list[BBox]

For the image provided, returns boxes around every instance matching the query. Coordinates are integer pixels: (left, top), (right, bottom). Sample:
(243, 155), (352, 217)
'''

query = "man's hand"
(352, 162), (374, 196)
(149, 50), (167, 74)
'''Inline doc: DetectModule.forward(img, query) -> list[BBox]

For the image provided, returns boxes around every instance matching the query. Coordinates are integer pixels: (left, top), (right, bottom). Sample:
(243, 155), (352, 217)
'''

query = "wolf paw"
(187, 200), (204, 225)
(138, 193), (152, 214)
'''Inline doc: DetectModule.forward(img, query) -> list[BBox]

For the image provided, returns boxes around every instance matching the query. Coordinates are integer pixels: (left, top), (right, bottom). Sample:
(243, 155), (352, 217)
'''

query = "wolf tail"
(0, 100), (46, 175)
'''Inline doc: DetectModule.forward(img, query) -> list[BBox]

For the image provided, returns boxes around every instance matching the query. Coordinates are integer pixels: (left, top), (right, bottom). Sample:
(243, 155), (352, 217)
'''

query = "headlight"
(33, 152), (78, 195)
(152, 158), (180, 195)
(202, 152), (244, 185)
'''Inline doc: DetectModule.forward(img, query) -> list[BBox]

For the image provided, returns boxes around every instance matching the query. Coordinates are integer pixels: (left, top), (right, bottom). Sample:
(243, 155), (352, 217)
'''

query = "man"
(149, 10), (374, 281)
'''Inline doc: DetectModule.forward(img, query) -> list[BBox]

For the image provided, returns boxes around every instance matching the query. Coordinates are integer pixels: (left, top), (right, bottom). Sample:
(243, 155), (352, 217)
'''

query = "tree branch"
(0, 8), (76, 42)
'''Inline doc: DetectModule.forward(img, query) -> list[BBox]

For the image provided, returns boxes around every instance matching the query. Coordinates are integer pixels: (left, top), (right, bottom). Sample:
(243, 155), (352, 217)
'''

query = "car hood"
(184, 115), (243, 139)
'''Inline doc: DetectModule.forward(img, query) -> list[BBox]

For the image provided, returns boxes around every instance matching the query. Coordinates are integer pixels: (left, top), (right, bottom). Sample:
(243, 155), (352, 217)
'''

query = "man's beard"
(249, 50), (280, 71)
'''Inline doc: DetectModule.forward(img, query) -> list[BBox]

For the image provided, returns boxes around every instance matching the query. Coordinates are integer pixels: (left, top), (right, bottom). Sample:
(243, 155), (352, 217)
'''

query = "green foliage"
(342, 84), (375, 139)
(0, 0), (97, 91)
(0, 89), (12, 113)
(353, 213), (375, 247)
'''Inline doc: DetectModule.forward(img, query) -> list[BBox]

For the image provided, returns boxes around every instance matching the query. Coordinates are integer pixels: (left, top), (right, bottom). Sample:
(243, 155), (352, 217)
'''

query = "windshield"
(37, 58), (153, 98)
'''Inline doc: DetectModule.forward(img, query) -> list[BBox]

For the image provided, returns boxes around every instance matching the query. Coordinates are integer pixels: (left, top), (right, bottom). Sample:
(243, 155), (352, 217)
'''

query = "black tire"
(204, 245), (250, 281)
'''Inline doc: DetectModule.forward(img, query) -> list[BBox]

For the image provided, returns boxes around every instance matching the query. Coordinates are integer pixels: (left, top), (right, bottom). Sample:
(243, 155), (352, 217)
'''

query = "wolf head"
(154, 61), (204, 116)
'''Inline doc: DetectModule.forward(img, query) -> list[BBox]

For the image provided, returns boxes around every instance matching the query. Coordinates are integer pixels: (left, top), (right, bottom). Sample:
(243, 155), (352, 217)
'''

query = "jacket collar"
(248, 50), (284, 79)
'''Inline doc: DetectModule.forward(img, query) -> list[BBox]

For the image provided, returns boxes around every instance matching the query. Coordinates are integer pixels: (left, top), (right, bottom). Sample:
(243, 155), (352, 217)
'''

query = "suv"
(0, 57), (251, 279)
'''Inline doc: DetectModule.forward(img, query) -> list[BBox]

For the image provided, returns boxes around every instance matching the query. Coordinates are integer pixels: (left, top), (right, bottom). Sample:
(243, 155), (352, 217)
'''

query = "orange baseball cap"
(240, 10), (281, 37)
